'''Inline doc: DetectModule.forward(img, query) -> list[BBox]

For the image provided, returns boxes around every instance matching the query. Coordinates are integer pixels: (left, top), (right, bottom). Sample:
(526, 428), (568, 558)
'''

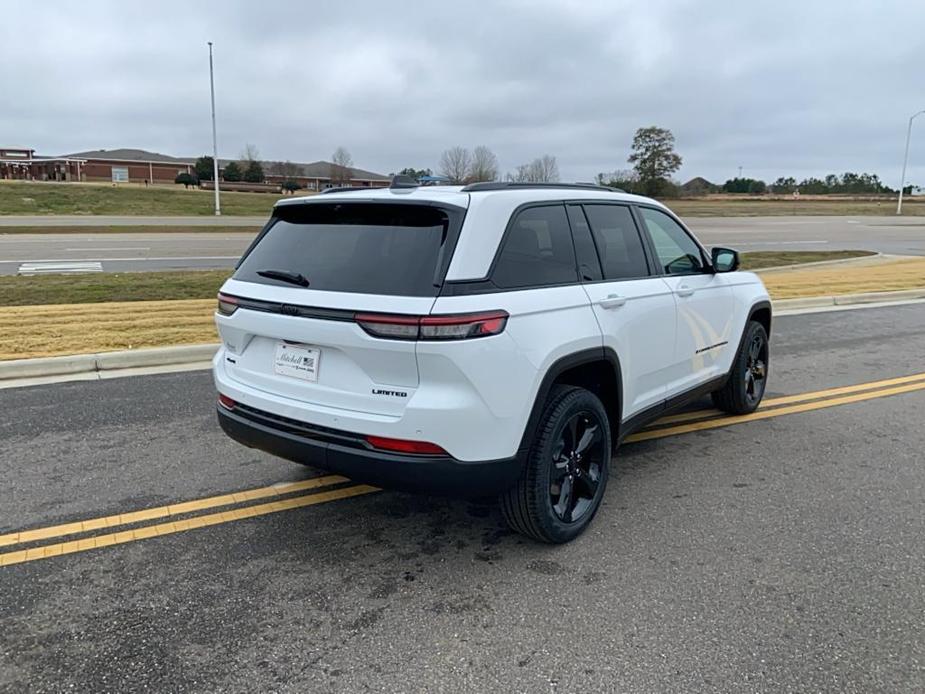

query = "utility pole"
(897, 110), (925, 215)
(208, 41), (221, 216)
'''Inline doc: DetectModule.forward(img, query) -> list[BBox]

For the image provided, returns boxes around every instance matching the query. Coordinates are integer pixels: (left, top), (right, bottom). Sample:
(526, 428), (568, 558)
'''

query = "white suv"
(213, 179), (771, 543)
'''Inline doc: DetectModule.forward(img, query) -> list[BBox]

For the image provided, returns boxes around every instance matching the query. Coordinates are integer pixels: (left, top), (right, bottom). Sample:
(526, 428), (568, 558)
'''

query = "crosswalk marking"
(17, 261), (103, 275)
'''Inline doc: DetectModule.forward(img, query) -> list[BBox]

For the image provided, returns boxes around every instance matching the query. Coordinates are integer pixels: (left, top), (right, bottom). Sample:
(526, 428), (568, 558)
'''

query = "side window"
(639, 207), (705, 275)
(583, 204), (650, 280)
(492, 205), (578, 288)
(566, 205), (603, 282)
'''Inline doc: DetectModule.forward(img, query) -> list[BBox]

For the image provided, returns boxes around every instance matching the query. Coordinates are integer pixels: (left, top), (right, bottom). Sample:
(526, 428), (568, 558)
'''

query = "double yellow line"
(0, 475), (378, 567)
(3, 371), (925, 568)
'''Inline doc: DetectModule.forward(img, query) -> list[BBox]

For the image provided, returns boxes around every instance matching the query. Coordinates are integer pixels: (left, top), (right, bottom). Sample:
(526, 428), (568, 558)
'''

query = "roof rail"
(318, 186), (373, 195)
(460, 182), (625, 193)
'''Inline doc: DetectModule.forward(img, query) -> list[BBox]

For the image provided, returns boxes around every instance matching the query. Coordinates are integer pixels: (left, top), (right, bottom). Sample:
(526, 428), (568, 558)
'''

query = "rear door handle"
(598, 294), (627, 309)
(675, 284), (695, 297)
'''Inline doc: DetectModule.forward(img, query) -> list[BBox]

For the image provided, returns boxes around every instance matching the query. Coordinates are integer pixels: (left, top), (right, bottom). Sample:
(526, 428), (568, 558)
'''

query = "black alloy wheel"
(744, 330), (768, 407)
(500, 385), (612, 543)
(550, 412), (606, 524)
(712, 320), (770, 415)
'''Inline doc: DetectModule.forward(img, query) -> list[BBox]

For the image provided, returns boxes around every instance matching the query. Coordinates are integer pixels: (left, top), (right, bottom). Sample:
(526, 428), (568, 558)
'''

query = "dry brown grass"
(761, 257), (925, 298)
(3, 259), (925, 360)
(0, 299), (216, 360)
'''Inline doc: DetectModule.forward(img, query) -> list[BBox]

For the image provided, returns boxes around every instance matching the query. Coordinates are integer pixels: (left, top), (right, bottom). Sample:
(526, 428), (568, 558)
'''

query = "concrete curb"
(774, 288), (925, 310)
(0, 343), (218, 381)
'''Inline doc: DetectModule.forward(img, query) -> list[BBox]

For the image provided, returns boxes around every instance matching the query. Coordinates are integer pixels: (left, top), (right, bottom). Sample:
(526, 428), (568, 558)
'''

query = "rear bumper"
(217, 405), (522, 498)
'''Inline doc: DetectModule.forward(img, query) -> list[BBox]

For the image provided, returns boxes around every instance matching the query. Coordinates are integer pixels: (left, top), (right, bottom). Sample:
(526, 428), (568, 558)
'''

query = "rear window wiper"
(256, 269), (310, 287)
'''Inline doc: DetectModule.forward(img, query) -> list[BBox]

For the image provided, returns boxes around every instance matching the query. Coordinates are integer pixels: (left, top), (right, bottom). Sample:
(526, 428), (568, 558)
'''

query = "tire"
(711, 320), (769, 415)
(500, 385), (611, 543)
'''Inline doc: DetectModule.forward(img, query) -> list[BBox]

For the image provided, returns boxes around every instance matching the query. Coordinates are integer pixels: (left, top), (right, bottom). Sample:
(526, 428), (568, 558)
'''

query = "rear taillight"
(365, 435), (447, 455)
(353, 313), (420, 340)
(217, 293), (238, 316)
(218, 394), (236, 410)
(355, 310), (508, 341)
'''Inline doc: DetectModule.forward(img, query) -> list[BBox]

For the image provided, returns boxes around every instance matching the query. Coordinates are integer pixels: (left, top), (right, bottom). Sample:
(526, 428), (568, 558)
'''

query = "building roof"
(63, 148), (196, 164)
(59, 147), (388, 181)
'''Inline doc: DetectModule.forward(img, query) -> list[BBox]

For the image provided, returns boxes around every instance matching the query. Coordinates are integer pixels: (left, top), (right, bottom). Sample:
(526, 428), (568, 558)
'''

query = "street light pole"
(208, 41), (221, 216)
(897, 109), (925, 215)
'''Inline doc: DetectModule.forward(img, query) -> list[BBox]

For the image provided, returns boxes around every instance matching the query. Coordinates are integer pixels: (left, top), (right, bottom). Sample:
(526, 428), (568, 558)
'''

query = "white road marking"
(18, 261), (103, 275)
(64, 247), (150, 252)
(4, 256), (239, 263)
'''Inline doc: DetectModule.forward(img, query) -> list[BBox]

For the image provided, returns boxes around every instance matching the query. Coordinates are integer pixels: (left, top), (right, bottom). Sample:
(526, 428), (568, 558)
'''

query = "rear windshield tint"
(234, 203), (457, 296)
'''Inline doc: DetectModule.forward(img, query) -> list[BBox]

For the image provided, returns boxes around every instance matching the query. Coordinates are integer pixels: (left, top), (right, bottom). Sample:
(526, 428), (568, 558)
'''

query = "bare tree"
(439, 146), (471, 184)
(467, 145), (499, 182)
(241, 143), (260, 162)
(506, 155), (560, 183)
(267, 160), (302, 179)
(330, 147), (354, 186)
(532, 154), (559, 183)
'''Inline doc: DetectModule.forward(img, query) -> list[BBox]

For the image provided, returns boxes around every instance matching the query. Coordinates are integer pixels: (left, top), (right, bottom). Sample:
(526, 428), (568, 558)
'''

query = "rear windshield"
(234, 203), (458, 296)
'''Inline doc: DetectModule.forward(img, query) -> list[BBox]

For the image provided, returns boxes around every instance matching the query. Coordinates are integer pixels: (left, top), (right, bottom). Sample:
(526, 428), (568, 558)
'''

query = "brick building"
(66, 148), (194, 183)
(0, 147), (86, 181)
(1, 146), (389, 189)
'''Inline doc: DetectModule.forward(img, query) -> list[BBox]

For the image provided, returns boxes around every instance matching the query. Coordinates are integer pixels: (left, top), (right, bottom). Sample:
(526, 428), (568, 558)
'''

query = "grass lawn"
(4, 180), (925, 218)
(2, 255), (924, 359)
(0, 270), (231, 307)
(669, 198), (925, 217)
(0, 181), (282, 216)
(0, 225), (262, 234)
(739, 250), (874, 270)
(0, 224), (261, 236)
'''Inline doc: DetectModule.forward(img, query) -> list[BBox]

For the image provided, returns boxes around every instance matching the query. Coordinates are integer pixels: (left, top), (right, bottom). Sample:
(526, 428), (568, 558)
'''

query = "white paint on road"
(18, 261), (103, 275)
(9, 255), (239, 263)
(64, 247), (151, 252)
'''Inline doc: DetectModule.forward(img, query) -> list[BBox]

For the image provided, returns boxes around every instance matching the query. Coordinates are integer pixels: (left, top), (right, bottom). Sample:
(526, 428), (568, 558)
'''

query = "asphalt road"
(1, 215), (925, 275)
(1, 304), (924, 692)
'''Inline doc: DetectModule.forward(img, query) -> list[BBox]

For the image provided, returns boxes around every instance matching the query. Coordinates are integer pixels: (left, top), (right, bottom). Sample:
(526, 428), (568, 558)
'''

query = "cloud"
(2, 0), (923, 185)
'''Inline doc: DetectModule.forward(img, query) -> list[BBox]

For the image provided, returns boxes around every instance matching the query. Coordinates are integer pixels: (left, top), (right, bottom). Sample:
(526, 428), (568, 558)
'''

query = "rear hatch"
(216, 201), (464, 417)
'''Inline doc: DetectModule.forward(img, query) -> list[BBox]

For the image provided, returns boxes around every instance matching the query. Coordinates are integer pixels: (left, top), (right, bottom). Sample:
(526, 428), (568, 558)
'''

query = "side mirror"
(711, 247), (740, 273)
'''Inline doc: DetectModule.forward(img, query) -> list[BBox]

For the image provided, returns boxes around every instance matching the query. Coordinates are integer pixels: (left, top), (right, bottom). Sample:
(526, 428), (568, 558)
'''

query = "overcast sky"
(3, 1), (924, 185)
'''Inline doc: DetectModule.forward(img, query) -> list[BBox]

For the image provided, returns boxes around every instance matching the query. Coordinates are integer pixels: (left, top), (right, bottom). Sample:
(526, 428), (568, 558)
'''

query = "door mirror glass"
(711, 247), (740, 273)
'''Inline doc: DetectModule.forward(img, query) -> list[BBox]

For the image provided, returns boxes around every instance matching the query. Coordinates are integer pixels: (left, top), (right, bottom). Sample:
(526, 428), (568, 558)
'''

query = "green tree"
(398, 167), (433, 180)
(596, 169), (643, 194)
(174, 172), (198, 189)
(244, 159), (264, 183)
(223, 161), (243, 182)
(194, 156), (214, 181)
(771, 176), (797, 194)
(628, 126), (683, 197)
(798, 177), (826, 194)
(722, 177), (766, 194)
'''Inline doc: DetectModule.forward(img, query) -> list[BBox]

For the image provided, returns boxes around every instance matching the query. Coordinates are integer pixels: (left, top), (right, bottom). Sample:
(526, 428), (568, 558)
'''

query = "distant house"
(680, 177), (719, 196)
(248, 160), (390, 190)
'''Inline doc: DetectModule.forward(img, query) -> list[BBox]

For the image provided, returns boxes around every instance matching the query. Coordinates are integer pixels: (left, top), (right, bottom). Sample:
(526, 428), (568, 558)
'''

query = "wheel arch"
(516, 347), (623, 456)
(748, 300), (772, 337)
